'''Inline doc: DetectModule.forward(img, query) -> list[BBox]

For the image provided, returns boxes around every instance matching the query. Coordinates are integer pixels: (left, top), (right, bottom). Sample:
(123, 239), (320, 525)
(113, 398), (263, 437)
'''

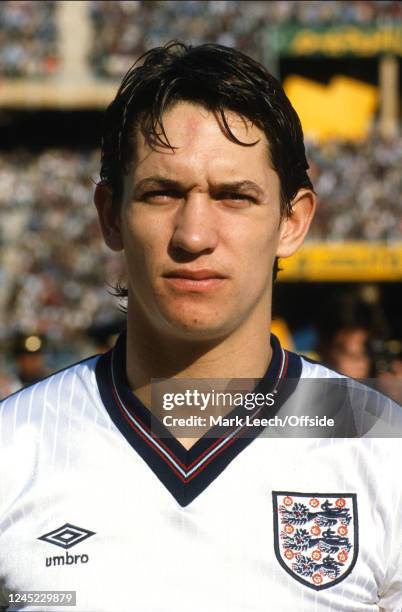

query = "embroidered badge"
(272, 491), (358, 590)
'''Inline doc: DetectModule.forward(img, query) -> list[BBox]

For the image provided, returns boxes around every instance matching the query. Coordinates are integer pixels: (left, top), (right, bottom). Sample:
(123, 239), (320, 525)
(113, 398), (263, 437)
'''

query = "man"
(317, 291), (385, 379)
(0, 43), (401, 611)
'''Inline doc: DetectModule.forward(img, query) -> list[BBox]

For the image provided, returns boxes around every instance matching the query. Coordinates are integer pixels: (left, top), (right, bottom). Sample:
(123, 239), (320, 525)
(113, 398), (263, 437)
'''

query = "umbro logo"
(38, 523), (95, 549)
(38, 523), (95, 567)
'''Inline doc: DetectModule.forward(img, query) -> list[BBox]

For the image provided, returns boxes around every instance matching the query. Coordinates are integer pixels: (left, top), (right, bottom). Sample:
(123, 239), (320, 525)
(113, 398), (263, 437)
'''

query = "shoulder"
(298, 353), (345, 379)
(0, 354), (101, 433)
(294, 351), (402, 437)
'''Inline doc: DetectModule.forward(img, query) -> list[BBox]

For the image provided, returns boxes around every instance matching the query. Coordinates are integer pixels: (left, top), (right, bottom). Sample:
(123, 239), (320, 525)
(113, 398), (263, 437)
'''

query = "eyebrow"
(133, 177), (181, 194)
(132, 176), (265, 198)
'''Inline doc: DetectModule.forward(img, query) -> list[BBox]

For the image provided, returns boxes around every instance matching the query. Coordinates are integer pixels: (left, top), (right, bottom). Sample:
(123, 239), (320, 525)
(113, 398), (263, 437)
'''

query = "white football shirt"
(0, 334), (401, 611)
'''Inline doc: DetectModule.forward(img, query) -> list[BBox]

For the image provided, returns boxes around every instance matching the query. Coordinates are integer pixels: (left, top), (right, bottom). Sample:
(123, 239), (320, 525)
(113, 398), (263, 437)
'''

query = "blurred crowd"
(0, 132), (401, 398)
(89, 0), (402, 77)
(1, 1), (401, 79)
(0, 149), (124, 393)
(89, 0), (265, 76)
(0, 1), (58, 78)
(275, 286), (402, 404)
(307, 133), (402, 240)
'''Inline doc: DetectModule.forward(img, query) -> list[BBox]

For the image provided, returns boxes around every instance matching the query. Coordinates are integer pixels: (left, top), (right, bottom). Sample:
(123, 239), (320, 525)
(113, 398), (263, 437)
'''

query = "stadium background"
(0, 0), (401, 399)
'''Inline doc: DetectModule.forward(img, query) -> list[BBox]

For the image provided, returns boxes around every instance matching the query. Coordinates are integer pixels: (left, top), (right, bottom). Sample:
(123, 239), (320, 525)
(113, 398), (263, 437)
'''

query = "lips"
(164, 269), (226, 280)
(162, 269), (227, 292)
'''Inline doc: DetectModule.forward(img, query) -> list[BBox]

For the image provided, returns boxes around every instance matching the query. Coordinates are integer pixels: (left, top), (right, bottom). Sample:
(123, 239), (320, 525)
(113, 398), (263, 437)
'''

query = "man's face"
(117, 102), (286, 341)
(329, 329), (371, 378)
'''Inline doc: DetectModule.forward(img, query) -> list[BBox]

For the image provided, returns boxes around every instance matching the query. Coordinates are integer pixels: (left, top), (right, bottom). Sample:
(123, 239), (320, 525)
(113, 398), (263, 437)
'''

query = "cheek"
(122, 208), (170, 274)
(235, 222), (279, 273)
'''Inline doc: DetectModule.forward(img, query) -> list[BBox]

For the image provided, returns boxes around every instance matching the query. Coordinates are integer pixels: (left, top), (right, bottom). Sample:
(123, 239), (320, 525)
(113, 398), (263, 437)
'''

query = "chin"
(162, 311), (233, 342)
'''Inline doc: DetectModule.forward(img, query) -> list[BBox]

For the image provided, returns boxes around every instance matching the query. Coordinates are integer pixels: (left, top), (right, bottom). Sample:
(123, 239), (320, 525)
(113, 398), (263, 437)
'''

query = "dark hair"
(317, 290), (389, 378)
(99, 41), (313, 294)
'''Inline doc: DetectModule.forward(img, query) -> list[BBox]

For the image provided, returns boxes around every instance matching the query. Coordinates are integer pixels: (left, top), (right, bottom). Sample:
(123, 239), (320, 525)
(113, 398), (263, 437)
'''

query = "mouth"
(162, 269), (227, 292)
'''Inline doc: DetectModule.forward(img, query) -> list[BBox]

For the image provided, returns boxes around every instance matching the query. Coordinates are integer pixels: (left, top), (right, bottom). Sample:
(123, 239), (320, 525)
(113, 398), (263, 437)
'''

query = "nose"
(170, 193), (219, 255)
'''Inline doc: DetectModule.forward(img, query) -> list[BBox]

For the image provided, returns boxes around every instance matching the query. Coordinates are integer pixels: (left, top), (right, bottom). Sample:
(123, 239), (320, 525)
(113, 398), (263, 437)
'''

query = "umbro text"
(45, 553), (89, 567)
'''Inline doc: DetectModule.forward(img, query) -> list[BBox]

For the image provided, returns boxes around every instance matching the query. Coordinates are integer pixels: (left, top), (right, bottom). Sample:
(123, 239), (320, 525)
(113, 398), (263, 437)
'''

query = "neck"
(125, 304), (273, 411)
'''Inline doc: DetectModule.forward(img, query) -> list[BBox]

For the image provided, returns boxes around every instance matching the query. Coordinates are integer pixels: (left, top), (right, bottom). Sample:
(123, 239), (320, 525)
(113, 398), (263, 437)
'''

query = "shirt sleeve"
(377, 440), (402, 611)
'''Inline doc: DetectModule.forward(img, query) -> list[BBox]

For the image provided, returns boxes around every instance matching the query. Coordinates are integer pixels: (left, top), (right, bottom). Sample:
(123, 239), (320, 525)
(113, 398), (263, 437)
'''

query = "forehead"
(132, 102), (273, 182)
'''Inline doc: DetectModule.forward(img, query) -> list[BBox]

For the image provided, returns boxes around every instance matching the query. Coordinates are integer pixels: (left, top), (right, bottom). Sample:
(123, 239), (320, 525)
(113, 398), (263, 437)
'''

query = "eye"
(218, 192), (256, 207)
(141, 190), (182, 204)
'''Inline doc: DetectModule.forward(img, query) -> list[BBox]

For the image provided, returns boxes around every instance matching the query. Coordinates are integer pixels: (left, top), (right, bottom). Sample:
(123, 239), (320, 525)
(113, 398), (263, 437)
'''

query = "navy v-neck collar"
(96, 332), (302, 506)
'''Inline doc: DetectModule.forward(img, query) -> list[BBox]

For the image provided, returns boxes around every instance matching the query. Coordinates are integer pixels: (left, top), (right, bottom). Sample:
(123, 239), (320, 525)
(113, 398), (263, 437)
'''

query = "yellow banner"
(279, 242), (402, 282)
(290, 26), (402, 57)
(284, 76), (377, 141)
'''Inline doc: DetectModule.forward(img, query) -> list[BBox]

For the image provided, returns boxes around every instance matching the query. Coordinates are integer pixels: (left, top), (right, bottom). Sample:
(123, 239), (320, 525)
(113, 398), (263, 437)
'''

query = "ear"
(94, 183), (124, 252)
(276, 189), (316, 258)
